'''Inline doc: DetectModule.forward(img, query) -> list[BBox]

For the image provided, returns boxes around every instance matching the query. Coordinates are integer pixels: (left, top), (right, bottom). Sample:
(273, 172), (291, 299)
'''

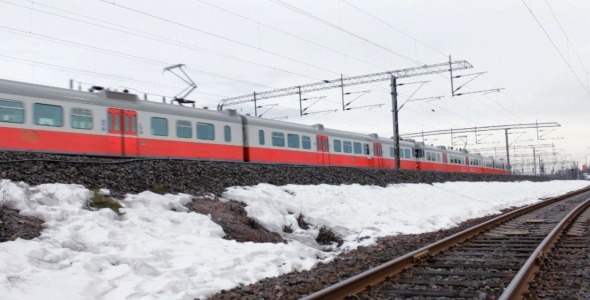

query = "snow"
(0, 179), (588, 299)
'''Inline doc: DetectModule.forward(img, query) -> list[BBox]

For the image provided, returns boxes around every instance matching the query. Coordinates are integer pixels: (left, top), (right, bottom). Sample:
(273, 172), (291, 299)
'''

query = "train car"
(0, 79), (244, 161)
(242, 115), (378, 167)
(320, 127), (379, 168)
(444, 147), (471, 173)
(414, 143), (447, 172)
(378, 138), (418, 170)
(492, 158), (509, 175)
(241, 115), (323, 165)
(466, 152), (485, 174)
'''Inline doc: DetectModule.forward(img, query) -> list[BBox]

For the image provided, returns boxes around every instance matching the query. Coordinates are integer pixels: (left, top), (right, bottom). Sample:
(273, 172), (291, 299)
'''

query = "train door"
(316, 135), (329, 165)
(107, 108), (138, 157)
(373, 142), (383, 168)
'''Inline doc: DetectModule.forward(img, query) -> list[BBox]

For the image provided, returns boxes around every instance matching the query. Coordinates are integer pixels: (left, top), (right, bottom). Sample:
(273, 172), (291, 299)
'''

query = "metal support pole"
(391, 75), (400, 169)
(505, 129), (511, 174)
(298, 86), (303, 116)
(533, 147), (537, 176)
(253, 92), (258, 117)
(340, 74), (345, 111)
(449, 55), (454, 96)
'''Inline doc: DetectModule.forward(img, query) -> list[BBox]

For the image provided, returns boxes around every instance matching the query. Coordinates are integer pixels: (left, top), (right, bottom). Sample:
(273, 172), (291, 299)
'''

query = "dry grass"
(88, 191), (123, 215)
(316, 225), (343, 246)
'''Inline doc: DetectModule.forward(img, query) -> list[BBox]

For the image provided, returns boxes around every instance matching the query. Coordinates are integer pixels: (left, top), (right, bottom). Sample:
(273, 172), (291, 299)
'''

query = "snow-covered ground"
(0, 179), (588, 299)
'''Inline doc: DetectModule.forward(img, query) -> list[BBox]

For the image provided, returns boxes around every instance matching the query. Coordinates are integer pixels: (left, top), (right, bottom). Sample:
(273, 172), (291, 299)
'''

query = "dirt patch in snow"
(0, 207), (44, 242)
(186, 198), (284, 244)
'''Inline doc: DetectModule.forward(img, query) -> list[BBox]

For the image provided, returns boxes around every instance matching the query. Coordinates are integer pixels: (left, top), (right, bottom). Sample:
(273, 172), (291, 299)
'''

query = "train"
(0, 78), (509, 175)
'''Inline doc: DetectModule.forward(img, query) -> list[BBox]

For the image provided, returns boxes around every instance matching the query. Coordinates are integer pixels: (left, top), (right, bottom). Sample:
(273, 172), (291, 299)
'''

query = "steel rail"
(499, 197), (590, 299)
(301, 186), (590, 300)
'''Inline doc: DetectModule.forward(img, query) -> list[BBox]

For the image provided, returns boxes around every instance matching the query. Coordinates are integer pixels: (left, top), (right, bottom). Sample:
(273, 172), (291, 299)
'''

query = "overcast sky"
(1, 0), (589, 173)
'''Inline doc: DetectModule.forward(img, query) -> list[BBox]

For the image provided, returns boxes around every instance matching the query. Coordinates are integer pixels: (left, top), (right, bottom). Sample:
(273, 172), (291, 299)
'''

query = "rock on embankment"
(0, 151), (550, 197)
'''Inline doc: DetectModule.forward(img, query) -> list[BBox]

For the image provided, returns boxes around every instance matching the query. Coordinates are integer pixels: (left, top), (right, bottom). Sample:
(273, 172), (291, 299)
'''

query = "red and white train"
(0, 79), (509, 175)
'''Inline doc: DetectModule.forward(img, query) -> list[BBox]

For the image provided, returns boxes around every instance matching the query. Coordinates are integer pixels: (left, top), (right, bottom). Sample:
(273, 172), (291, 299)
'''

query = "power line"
(544, 0), (590, 83)
(97, 0), (341, 76)
(3, 0), (320, 83)
(269, 0), (422, 65)
(196, 0), (386, 72)
(521, 0), (590, 97)
(341, 0), (448, 58)
(0, 24), (275, 89)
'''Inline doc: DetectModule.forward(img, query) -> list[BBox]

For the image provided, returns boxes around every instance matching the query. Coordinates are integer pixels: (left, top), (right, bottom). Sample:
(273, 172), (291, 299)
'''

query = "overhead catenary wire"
(96, 0), (342, 77)
(544, 0), (590, 84)
(196, 0), (386, 72)
(15, 0), (331, 83)
(0, 24), (275, 89)
(265, 0), (531, 127)
(268, 0), (422, 65)
(341, 0), (448, 59)
(41, 1), (516, 127)
(0, 54), (229, 99)
(268, 4), (520, 131)
(521, 0), (590, 98)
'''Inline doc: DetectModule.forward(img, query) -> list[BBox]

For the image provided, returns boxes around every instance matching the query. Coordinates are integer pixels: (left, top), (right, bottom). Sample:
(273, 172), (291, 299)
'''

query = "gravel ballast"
(0, 152), (550, 198)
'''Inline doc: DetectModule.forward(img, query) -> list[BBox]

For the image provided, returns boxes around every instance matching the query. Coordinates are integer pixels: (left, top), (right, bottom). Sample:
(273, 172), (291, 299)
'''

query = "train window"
(224, 126), (231, 142)
(364, 144), (370, 155)
(287, 134), (300, 148)
(107, 113), (112, 131)
(302, 136), (311, 149)
(132, 115), (137, 133)
(0, 99), (25, 123)
(151, 117), (168, 136)
(343, 141), (352, 153)
(334, 140), (342, 152)
(124, 115), (131, 132)
(437, 153), (441, 162)
(71, 108), (92, 130)
(389, 147), (394, 157)
(258, 130), (265, 145)
(353, 142), (362, 154)
(197, 122), (215, 140)
(176, 120), (192, 138)
(414, 149), (424, 158)
(272, 132), (285, 147)
(114, 113), (120, 131)
(404, 149), (411, 159)
(34, 103), (63, 127)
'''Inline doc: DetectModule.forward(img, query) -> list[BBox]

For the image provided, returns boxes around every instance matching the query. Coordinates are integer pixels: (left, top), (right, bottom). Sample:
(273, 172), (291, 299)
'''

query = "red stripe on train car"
(0, 127), (111, 155)
(138, 138), (244, 161)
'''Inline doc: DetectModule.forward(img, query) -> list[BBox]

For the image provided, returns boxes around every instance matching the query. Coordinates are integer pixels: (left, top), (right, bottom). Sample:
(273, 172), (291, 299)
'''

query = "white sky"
(1, 0), (589, 172)
(1, 180), (588, 299)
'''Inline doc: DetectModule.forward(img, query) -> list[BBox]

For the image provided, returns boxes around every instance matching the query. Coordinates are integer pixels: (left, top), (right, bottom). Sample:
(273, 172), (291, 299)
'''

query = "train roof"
(0, 79), (241, 123)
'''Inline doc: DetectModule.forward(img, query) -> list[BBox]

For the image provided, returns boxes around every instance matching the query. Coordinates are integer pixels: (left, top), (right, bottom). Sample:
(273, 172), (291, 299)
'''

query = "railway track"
(302, 187), (590, 300)
(524, 203), (590, 299)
